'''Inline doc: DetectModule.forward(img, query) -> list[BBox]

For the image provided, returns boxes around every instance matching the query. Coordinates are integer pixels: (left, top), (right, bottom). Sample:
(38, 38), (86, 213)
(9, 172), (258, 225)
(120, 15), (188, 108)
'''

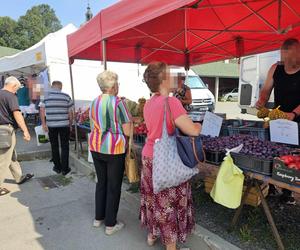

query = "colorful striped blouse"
(89, 94), (131, 155)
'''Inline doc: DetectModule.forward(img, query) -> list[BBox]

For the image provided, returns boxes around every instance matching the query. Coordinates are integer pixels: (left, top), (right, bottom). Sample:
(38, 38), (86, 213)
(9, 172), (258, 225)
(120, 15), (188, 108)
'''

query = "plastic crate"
(227, 120), (269, 140)
(220, 119), (243, 137)
(231, 152), (273, 175)
(133, 134), (147, 145)
(205, 150), (226, 165)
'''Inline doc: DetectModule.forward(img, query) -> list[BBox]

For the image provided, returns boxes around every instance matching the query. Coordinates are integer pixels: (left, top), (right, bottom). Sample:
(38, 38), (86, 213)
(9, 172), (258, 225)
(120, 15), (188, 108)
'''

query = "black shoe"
(53, 167), (61, 174)
(62, 168), (71, 176)
(280, 195), (296, 205)
(18, 174), (34, 185)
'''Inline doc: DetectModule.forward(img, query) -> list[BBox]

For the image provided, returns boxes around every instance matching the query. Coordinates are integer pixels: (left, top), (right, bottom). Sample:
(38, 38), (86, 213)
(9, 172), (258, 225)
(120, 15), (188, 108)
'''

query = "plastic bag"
(34, 125), (49, 146)
(210, 153), (244, 209)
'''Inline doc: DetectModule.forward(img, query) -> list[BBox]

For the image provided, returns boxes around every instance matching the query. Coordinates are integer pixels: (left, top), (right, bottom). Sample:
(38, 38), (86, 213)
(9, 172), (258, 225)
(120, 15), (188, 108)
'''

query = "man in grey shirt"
(40, 81), (74, 176)
(0, 76), (34, 196)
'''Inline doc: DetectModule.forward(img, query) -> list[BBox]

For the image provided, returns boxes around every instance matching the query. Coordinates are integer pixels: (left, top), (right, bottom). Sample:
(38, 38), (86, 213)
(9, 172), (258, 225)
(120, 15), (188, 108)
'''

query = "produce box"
(205, 150), (225, 165)
(227, 120), (269, 141)
(204, 176), (269, 207)
(231, 152), (273, 175)
(272, 158), (300, 186)
(133, 134), (147, 145)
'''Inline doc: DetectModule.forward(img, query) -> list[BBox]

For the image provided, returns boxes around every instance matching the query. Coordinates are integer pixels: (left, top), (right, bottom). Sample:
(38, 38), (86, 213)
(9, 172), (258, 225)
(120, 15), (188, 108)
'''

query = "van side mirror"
(205, 84), (208, 88)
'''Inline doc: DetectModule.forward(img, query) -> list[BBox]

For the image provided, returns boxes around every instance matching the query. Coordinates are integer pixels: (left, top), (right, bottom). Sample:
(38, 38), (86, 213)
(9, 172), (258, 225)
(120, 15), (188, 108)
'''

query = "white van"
(170, 69), (215, 121)
(238, 50), (280, 114)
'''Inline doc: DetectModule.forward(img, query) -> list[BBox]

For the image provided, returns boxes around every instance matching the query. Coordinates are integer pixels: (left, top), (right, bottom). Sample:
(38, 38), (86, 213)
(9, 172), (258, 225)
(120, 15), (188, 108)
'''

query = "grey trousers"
(0, 126), (22, 187)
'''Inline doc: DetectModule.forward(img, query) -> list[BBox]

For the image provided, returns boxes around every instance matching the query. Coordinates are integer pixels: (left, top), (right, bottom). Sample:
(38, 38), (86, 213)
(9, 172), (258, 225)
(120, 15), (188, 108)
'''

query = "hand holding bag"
(152, 98), (198, 194)
(125, 123), (140, 183)
(165, 101), (205, 168)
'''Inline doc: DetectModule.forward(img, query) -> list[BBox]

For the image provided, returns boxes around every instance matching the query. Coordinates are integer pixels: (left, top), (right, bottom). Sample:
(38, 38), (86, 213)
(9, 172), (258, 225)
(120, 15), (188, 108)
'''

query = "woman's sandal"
(0, 188), (10, 196)
(147, 234), (158, 246)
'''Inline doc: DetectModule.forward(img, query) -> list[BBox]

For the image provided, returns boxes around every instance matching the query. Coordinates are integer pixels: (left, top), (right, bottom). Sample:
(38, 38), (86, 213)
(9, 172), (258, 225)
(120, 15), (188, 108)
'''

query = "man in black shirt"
(0, 76), (33, 196)
(256, 38), (300, 205)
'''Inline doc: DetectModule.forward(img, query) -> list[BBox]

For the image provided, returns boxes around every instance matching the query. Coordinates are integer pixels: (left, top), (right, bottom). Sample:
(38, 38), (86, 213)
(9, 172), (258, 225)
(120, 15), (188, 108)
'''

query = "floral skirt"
(140, 156), (195, 245)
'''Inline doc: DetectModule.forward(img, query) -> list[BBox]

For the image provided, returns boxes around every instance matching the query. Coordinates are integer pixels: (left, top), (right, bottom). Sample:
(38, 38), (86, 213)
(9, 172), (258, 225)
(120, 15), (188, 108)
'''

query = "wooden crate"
(204, 176), (269, 207)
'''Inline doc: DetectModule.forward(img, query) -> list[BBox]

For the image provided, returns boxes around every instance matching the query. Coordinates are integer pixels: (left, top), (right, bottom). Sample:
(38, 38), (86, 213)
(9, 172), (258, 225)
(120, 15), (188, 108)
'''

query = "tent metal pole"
(102, 40), (107, 70)
(69, 63), (79, 159)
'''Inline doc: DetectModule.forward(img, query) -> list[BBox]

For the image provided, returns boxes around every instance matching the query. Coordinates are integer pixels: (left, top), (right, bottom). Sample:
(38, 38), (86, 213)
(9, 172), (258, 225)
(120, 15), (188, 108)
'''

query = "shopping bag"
(125, 123), (140, 183)
(34, 125), (49, 146)
(210, 153), (244, 209)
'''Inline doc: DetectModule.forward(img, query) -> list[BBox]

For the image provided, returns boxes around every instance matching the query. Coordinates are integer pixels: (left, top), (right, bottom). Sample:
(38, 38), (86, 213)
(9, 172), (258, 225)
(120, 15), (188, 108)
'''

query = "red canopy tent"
(68, 0), (300, 164)
(68, 0), (300, 68)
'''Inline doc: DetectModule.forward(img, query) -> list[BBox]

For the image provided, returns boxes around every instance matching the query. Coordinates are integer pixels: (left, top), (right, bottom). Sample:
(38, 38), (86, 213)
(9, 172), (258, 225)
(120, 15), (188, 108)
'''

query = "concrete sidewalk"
(0, 159), (232, 250)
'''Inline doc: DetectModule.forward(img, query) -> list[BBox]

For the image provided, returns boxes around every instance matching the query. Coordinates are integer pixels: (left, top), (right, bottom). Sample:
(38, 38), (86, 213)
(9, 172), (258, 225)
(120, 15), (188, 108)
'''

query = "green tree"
(0, 4), (62, 50)
(16, 4), (62, 50)
(0, 17), (18, 48)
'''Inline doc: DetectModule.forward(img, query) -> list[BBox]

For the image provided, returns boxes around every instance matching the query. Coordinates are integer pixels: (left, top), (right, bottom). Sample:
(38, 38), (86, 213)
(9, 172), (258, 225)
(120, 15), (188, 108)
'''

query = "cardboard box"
(272, 158), (300, 186)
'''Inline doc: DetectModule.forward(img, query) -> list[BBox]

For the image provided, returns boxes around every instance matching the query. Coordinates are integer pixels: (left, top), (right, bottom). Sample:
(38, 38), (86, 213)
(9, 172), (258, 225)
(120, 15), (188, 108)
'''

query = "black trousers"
(91, 152), (125, 227)
(48, 127), (70, 172)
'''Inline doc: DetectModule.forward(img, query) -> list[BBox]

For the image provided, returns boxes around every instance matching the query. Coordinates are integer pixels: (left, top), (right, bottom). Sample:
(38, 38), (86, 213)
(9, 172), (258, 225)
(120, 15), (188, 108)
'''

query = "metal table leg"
(231, 181), (252, 228)
(254, 180), (285, 250)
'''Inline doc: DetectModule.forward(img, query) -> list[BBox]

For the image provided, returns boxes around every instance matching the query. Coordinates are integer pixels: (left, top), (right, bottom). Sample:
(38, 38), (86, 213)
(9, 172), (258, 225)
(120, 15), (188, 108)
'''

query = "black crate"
(133, 134), (147, 145)
(272, 158), (300, 186)
(227, 120), (269, 140)
(231, 152), (273, 175)
(205, 150), (226, 165)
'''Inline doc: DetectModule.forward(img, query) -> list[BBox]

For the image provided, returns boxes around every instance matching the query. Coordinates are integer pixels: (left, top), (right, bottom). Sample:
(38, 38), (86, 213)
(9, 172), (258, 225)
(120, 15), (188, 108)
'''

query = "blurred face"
(281, 44), (299, 66)
(160, 66), (171, 91)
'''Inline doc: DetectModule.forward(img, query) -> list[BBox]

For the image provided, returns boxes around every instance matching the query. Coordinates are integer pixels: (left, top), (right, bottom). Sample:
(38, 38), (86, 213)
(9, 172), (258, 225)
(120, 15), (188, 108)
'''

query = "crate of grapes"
(227, 120), (269, 141)
(205, 150), (226, 165)
(231, 152), (273, 175)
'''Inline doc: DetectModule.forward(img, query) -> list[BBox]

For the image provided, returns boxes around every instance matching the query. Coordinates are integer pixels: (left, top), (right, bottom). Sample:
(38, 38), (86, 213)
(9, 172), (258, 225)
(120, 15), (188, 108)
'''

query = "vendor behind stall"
(256, 38), (300, 205)
(173, 73), (192, 111)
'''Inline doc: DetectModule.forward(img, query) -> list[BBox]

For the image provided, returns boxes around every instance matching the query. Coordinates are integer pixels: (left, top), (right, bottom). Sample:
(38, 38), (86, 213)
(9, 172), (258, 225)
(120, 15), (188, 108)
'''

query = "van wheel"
(227, 96), (232, 101)
(241, 109), (247, 114)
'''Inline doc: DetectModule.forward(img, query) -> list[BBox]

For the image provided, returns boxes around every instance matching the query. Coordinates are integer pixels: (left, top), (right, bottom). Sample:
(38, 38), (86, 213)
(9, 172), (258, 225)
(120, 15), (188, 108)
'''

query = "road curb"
(18, 149), (52, 161)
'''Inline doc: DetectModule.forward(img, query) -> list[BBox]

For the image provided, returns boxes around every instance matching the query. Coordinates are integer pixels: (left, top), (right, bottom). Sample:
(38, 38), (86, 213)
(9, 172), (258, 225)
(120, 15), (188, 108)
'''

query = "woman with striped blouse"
(89, 70), (131, 235)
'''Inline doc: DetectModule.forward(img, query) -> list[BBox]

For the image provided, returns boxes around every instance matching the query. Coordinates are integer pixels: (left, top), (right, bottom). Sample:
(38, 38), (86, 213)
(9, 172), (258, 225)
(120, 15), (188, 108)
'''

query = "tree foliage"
(0, 4), (62, 50)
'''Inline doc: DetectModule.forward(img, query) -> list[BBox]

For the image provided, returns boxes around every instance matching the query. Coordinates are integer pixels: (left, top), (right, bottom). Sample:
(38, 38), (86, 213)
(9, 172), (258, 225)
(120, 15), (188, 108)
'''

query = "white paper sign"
(270, 119), (299, 145)
(201, 111), (223, 137)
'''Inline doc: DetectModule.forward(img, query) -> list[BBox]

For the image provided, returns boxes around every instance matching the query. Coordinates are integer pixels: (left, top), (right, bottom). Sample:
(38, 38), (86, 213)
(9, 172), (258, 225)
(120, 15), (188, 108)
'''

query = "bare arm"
(13, 111), (30, 141)
(39, 107), (48, 132)
(256, 64), (276, 108)
(122, 122), (131, 137)
(69, 108), (74, 127)
(175, 114), (201, 136)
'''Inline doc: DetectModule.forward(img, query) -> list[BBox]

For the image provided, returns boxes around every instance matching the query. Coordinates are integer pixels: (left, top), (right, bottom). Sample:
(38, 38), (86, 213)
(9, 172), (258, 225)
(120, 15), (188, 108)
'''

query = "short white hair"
(5, 76), (21, 88)
(96, 70), (118, 91)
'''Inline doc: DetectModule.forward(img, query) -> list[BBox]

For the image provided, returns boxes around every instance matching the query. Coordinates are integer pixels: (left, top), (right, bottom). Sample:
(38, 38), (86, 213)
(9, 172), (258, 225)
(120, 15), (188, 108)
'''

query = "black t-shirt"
(0, 89), (20, 128)
(273, 65), (300, 122)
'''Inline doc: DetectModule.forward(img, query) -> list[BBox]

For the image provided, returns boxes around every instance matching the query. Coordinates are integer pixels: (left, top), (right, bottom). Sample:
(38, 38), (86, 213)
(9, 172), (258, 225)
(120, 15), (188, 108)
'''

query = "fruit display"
(134, 122), (148, 135)
(201, 134), (293, 160)
(279, 154), (300, 170)
(257, 107), (270, 118)
(76, 107), (90, 127)
(268, 106), (287, 120)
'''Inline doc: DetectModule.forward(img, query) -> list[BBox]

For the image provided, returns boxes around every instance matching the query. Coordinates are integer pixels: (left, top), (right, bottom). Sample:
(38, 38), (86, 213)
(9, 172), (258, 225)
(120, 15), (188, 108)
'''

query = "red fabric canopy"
(68, 0), (300, 67)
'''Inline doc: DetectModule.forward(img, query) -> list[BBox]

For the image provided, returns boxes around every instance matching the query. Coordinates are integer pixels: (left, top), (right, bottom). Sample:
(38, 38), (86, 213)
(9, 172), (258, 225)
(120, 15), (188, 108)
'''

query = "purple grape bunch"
(201, 135), (292, 160)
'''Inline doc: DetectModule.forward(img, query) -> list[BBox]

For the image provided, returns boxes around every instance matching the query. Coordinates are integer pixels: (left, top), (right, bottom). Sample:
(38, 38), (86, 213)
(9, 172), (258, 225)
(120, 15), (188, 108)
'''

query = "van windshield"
(184, 76), (207, 89)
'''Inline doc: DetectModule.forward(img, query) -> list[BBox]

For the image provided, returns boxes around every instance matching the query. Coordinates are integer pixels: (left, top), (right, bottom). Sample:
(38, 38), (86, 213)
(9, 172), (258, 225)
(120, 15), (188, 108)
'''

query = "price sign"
(201, 111), (223, 137)
(270, 119), (299, 145)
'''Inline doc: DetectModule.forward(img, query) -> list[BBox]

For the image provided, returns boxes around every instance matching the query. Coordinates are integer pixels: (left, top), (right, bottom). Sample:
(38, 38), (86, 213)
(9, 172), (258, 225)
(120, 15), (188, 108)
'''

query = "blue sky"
(0, 0), (119, 27)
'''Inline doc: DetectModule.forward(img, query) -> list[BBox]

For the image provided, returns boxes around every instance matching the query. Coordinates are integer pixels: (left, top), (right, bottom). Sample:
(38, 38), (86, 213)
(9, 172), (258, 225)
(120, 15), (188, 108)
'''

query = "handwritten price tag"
(270, 119), (299, 145)
(201, 111), (223, 137)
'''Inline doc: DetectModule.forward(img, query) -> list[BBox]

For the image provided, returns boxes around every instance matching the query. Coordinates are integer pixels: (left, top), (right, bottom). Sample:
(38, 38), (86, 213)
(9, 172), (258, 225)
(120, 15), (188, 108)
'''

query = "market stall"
(66, 1), (300, 249)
